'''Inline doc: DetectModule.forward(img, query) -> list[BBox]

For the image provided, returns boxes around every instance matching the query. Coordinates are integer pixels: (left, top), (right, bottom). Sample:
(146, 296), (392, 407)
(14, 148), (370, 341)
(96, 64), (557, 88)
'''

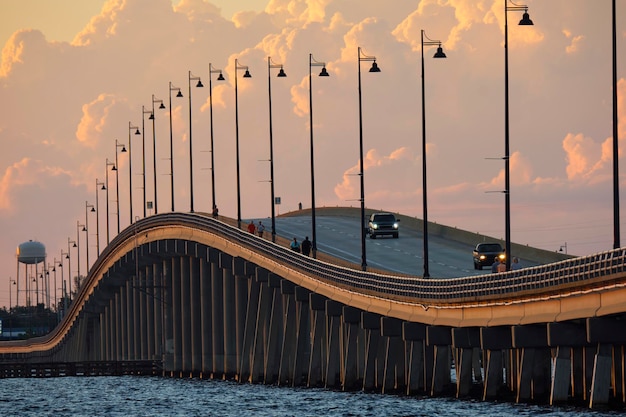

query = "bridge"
(1, 209), (626, 409)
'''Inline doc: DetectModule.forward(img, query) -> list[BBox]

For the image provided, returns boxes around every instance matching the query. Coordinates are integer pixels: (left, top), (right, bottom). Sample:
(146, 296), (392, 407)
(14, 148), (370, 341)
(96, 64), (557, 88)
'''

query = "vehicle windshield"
(373, 214), (395, 222)
(478, 244), (503, 252)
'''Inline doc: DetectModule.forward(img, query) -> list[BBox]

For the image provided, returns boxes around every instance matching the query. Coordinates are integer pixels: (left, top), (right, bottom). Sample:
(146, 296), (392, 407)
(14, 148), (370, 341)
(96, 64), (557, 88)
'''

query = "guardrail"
(107, 213), (625, 304)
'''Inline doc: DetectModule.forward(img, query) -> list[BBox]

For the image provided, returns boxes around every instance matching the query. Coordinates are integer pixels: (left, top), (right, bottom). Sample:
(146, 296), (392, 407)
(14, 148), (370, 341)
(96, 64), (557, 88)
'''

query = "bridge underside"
(3, 237), (626, 410)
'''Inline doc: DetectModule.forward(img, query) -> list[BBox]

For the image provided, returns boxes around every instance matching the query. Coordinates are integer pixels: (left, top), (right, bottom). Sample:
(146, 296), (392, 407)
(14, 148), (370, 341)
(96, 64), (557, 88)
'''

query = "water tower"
(16, 240), (47, 308)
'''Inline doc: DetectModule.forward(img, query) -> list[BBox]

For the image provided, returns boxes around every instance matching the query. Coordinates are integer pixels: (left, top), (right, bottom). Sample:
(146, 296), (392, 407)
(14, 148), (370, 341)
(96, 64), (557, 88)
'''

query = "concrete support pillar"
(239, 267), (264, 383)
(100, 311), (107, 361)
(222, 256), (236, 378)
(139, 269), (148, 359)
(162, 258), (174, 375)
(308, 292), (327, 387)
(427, 325), (452, 396)
(200, 252), (214, 377)
(145, 265), (155, 360)
(278, 280), (296, 386)
(133, 275), (142, 360)
(481, 326), (512, 400)
(452, 327), (481, 398)
(292, 286), (310, 387)
(341, 306), (361, 391)
(404, 321), (426, 395)
(361, 311), (381, 391)
(109, 297), (116, 360)
(381, 317), (404, 394)
(171, 256), (182, 373)
(264, 274), (284, 384)
(190, 257), (202, 375)
(251, 269), (272, 383)
(211, 256), (225, 376)
(153, 262), (163, 361)
(126, 279), (136, 360)
(235, 259), (250, 380)
(551, 346), (572, 404)
(119, 285), (128, 360)
(513, 325), (550, 403)
(324, 300), (343, 389)
(180, 256), (192, 375)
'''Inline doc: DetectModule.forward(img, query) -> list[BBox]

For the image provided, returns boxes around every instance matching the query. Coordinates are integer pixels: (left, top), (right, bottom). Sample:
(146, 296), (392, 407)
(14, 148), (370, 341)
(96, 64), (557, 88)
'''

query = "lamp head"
(433, 46), (446, 58)
(159, 102), (166, 109)
(121, 146), (127, 152)
(176, 90), (183, 98)
(243, 69), (252, 78)
(135, 128), (141, 135)
(148, 112), (154, 120)
(519, 11), (533, 25)
(319, 67), (330, 77)
(217, 73), (225, 81)
(101, 184), (106, 190)
(111, 165), (117, 171)
(277, 68), (287, 77)
(73, 242), (77, 248)
(82, 226), (87, 232)
(91, 207), (96, 212)
(369, 61), (381, 73)
(196, 80), (204, 88)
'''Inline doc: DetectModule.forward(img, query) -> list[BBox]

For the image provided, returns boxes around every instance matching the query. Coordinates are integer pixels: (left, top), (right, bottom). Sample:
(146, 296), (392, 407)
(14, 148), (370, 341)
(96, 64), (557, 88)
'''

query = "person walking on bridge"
(247, 220), (256, 234)
(301, 236), (312, 256)
(290, 237), (301, 253)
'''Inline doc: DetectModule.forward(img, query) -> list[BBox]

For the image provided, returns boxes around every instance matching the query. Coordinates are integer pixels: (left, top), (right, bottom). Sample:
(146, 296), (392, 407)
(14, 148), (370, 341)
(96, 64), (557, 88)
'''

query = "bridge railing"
(120, 213), (626, 304)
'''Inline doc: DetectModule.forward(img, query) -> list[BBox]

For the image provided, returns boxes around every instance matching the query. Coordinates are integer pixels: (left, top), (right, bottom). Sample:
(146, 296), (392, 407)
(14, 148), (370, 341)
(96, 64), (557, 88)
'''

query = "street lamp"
(105, 158), (116, 244)
(612, 0), (620, 249)
(420, 31), (446, 278)
(504, 0), (533, 270)
(209, 63), (225, 214)
(168, 83), (183, 212)
(357, 47), (381, 271)
(85, 201), (95, 271)
(67, 238), (76, 300)
(128, 122), (140, 224)
(59, 252), (67, 315)
(76, 220), (85, 288)
(267, 57), (286, 242)
(188, 71), (204, 213)
(95, 179), (105, 257)
(8, 278), (16, 339)
(141, 106), (152, 217)
(150, 94), (166, 214)
(308, 54), (330, 258)
(234, 59), (252, 227)
(115, 140), (126, 233)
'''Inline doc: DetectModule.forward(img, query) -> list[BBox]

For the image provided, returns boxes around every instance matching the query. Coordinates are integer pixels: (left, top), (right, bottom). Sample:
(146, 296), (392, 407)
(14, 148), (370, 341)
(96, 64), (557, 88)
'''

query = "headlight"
(499, 254), (506, 260)
(393, 223), (398, 229)
(479, 255), (486, 260)
(371, 224), (378, 229)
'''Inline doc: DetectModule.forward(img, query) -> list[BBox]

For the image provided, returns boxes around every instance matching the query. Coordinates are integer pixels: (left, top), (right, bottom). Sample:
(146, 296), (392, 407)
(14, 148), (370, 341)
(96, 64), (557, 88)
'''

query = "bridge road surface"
(268, 215), (538, 278)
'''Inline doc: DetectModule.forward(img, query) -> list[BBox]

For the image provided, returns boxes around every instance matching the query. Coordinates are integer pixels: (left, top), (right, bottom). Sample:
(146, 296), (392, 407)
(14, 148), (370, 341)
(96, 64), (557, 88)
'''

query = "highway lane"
(260, 215), (538, 278)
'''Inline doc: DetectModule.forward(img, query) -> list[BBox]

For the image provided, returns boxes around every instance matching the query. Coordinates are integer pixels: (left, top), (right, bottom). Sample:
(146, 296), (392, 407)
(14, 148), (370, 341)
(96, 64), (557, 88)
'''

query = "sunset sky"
(0, 0), (624, 309)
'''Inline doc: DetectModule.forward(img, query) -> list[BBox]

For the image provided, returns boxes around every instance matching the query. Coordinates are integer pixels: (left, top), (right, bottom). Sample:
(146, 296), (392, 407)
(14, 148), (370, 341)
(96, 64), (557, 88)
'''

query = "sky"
(0, 0), (624, 309)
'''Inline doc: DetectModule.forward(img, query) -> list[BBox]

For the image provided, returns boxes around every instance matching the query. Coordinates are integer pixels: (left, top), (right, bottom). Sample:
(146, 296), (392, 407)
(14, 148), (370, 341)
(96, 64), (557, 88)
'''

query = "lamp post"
(267, 57), (287, 242)
(8, 278), (15, 339)
(67, 238), (76, 300)
(150, 94), (166, 214)
(209, 64), (225, 214)
(420, 31), (447, 278)
(95, 179), (105, 257)
(168, 83), (183, 212)
(357, 47), (381, 271)
(308, 54), (330, 258)
(76, 220), (85, 288)
(504, 0), (533, 270)
(105, 158), (116, 244)
(612, 0), (620, 249)
(85, 201), (95, 271)
(188, 71), (204, 213)
(128, 122), (140, 224)
(234, 59), (252, 227)
(115, 140), (126, 233)
(141, 106), (152, 217)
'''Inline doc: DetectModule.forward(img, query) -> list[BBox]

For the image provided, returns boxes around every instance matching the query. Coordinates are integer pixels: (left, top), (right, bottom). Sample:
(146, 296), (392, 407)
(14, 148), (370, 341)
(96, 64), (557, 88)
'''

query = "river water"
(0, 376), (622, 416)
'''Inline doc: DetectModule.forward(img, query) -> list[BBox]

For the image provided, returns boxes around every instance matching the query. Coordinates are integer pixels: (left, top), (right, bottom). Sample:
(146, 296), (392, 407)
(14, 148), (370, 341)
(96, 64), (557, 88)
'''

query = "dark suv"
(472, 242), (505, 269)
(368, 213), (399, 239)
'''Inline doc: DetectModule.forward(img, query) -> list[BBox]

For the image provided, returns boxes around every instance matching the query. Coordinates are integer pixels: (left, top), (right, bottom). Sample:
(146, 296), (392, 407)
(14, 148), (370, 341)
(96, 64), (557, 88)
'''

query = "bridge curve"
(2, 212), (626, 408)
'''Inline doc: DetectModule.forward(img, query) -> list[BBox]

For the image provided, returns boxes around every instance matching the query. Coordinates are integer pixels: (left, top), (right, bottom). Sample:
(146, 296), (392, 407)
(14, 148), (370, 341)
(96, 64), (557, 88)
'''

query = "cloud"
(76, 93), (120, 148)
(563, 29), (585, 54)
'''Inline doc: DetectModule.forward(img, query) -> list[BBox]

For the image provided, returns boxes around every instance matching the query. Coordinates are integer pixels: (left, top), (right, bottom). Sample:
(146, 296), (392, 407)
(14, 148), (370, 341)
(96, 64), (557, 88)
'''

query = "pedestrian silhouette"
(301, 236), (312, 256)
